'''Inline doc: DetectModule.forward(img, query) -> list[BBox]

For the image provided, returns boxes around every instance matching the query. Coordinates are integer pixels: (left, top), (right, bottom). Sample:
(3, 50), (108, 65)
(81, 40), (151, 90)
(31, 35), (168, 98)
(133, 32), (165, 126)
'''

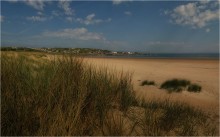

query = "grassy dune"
(1, 52), (218, 136)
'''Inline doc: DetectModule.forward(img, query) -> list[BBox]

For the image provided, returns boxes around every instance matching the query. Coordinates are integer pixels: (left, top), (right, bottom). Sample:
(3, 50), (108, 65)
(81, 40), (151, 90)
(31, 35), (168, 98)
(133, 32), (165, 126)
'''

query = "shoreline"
(84, 55), (219, 61)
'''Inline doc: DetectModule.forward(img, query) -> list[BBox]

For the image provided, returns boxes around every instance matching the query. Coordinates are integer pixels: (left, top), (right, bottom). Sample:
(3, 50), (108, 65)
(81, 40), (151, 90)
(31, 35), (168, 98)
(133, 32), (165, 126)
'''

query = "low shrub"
(160, 79), (202, 93)
(141, 80), (155, 86)
(187, 84), (202, 92)
(160, 79), (190, 92)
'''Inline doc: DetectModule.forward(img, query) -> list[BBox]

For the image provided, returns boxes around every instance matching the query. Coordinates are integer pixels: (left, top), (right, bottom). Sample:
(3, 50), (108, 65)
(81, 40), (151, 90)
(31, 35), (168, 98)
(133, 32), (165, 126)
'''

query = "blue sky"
(1, 0), (219, 53)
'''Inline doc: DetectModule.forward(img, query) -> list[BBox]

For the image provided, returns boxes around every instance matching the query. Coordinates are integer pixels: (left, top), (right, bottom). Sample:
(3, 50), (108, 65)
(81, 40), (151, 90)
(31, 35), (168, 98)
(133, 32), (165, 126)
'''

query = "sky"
(1, 0), (219, 53)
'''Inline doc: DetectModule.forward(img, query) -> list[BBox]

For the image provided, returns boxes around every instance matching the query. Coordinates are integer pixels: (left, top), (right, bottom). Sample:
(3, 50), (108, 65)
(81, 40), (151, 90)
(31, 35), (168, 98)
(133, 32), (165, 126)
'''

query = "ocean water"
(92, 53), (219, 59)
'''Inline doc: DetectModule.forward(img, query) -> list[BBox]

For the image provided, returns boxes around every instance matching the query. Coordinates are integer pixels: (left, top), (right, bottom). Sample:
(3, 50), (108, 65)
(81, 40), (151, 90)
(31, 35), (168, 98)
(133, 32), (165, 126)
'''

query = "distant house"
(112, 52), (117, 54)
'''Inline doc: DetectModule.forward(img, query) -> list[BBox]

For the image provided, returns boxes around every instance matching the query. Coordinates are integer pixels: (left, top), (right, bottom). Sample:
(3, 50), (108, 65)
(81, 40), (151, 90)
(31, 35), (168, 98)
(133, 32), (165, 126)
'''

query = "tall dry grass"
(1, 53), (136, 135)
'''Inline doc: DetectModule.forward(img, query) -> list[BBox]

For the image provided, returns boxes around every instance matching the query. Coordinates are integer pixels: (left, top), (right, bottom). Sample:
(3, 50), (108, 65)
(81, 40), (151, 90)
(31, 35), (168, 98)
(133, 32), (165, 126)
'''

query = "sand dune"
(85, 57), (219, 115)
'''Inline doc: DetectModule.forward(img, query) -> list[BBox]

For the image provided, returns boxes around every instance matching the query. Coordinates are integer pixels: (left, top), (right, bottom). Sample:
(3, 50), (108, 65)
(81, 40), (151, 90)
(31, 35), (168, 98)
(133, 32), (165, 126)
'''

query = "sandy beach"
(85, 57), (219, 115)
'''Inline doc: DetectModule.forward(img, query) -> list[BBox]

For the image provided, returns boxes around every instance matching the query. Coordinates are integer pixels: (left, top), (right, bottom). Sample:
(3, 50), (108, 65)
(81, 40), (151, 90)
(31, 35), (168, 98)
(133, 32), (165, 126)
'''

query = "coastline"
(84, 53), (219, 60)
(85, 55), (219, 61)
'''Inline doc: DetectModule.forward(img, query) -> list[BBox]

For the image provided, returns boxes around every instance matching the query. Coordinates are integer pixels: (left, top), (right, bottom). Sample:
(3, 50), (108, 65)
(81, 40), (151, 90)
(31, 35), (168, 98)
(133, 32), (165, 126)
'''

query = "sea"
(89, 53), (219, 59)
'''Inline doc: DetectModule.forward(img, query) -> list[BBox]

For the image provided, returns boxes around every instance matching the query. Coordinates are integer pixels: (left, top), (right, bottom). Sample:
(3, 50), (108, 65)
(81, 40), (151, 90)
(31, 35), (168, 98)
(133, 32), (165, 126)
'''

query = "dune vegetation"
(141, 80), (155, 86)
(1, 52), (217, 136)
(160, 79), (202, 93)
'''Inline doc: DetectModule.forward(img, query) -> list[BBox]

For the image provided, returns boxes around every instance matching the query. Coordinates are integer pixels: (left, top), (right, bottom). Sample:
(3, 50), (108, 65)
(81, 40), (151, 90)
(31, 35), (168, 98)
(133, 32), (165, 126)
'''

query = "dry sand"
(85, 57), (219, 115)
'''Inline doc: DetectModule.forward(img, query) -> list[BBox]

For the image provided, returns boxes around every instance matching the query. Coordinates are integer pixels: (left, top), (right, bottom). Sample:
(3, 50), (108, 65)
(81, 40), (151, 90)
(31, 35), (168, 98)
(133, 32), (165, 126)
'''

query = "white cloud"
(106, 18), (112, 22)
(112, 0), (132, 5)
(58, 0), (74, 15)
(112, 0), (123, 5)
(200, 0), (210, 5)
(124, 11), (132, 16)
(7, 0), (19, 2)
(26, 16), (47, 22)
(24, 0), (45, 10)
(86, 13), (95, 20)
(26, 11), (53, 22)
(206, 28), (210, 32)
(37, 11), (43, 15)
(173, 3), (197, 17)
(166, 1), (219, 28)
(163, 10), (170, 15)
(0, 15), (4, 22)
(66, 17), (73, 22)
(76, 13), (111, 25)
(147, 41), (185, 46)
(42, 28), (105, 41)
(51, 10), (61, 16)
(8, 0), (45, 10)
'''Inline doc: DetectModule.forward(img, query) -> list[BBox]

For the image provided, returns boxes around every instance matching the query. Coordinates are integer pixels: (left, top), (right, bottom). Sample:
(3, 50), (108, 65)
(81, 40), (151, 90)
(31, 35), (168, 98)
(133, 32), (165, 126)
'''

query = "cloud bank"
(42, 28), (105, 41)
(26, 16), (47, 22)
(166, 1), (219, 29)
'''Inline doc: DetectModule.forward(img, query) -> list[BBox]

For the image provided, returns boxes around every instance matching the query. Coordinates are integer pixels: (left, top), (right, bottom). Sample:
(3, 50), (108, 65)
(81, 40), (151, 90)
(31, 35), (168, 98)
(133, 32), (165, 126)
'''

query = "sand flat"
(85, 57), (219, 114)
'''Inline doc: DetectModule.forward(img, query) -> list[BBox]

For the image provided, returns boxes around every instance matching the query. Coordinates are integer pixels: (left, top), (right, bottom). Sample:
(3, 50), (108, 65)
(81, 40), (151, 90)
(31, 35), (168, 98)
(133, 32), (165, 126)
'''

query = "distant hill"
(0, 47), (140, 56)
(0, 47), (37, 52)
